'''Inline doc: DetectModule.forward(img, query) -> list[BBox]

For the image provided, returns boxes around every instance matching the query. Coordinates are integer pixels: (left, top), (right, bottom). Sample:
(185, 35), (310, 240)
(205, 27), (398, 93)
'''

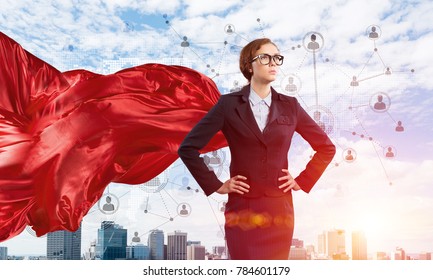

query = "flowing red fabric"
(0, 32), (227, 242)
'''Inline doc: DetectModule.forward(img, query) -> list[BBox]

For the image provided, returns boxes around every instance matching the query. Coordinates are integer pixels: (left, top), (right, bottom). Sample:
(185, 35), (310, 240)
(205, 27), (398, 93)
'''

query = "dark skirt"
(224, 194), (294, 260)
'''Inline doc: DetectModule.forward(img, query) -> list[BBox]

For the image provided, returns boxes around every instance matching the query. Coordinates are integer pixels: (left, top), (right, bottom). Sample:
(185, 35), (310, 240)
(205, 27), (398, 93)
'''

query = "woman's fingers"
(230, 175), (250, 194)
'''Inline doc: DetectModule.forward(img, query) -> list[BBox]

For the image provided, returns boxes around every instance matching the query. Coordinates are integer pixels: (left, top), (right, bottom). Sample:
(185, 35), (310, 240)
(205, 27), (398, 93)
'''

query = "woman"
(178, 38), (336, 260)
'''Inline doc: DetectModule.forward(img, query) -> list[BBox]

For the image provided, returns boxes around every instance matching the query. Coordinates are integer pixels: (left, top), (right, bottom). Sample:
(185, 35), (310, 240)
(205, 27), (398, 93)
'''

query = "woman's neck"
(250, 80), (271, 99)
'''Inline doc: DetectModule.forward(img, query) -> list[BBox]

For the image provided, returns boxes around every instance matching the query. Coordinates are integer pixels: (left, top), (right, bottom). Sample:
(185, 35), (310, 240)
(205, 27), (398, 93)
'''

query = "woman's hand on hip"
(216, 175), (250, 195)
(278, 169), (301, 192)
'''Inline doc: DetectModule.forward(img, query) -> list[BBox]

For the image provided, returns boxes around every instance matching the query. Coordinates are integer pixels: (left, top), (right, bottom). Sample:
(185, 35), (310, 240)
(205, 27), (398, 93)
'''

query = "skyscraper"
(327, 229), (347, 259)
(126, 244), (150, 260)
(352, 230), (368, 260)
(148, 229), (164, 260)
(46, 226), (81, 260)
(317, 232), (326, 257)
(167, 230), (187, 260)
(187, 241), (205, 260)
(0, 247), (7, 260)
(394, 247), (406, 260)
(95, 221), (127, 260)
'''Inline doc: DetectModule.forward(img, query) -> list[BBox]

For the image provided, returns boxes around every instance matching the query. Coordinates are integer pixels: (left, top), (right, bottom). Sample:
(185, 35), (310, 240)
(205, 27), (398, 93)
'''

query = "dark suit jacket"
(178, 85), (336, 198)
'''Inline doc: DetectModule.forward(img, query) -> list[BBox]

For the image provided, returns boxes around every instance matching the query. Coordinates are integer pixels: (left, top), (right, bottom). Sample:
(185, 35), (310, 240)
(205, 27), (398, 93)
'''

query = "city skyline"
(1, 220), (432, 260)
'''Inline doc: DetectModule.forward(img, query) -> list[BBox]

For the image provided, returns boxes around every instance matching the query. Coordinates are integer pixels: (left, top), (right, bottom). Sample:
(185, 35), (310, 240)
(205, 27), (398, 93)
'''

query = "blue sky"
(1, 0), (433, 258)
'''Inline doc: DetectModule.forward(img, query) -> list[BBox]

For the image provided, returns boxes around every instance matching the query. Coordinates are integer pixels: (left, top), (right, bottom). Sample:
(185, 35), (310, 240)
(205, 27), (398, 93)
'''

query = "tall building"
(317, 232), (326, 256)
(419, 252), (432, 260)
(0, 247), (7, 260)
(394, 247), (406, 260)
(167, 230), (187, 260)
(212, 246), (226, 256)
(84, 241), (96, 260)
(326, 229), (346, 259)
(187, 242), (205, 260)
(289, 247), (307, 260)
(148, 229), (164, 260)
(305, 244), (315, 260)
(352, 230), (368, 260)
(375, 251), (389, 260)
(95, 221), (127, 260)
(126, 244), (150, 260)
(46, 226), (81, 260)
(291, 238), (304, 248)
(289, 238), (307, 260)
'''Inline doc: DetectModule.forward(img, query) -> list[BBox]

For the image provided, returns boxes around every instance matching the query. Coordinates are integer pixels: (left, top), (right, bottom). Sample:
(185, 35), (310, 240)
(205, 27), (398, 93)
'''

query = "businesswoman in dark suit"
(178, 38), (336, 259)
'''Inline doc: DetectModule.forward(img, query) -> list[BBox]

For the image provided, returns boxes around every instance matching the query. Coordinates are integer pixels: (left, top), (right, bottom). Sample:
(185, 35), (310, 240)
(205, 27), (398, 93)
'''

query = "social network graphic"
(23, 17), (414, 250)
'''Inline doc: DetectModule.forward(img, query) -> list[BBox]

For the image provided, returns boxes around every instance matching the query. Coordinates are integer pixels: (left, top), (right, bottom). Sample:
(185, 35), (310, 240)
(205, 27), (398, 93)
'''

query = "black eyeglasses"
(251, 54), (284, 66)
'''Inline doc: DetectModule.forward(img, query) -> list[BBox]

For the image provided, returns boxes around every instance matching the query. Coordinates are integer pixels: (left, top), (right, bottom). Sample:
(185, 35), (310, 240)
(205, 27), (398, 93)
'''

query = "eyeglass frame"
(250, 53), (284, 66)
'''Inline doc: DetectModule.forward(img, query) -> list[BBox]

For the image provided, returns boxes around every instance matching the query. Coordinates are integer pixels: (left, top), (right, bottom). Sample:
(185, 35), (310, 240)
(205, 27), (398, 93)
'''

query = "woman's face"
(250, 43), (281, 85)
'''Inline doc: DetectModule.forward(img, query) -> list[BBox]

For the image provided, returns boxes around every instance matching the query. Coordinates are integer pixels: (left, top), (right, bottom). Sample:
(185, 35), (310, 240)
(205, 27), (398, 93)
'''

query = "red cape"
(0, 32), (227, 241)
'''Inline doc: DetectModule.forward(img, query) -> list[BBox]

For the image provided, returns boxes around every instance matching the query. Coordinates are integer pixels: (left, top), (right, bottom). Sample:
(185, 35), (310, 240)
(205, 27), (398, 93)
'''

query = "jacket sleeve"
(178, 97), (225, 196)
(293, 101), (336, 193)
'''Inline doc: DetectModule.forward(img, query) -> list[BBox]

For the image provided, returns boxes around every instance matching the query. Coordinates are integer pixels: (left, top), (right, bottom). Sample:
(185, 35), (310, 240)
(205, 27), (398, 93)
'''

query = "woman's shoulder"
(272, 89), (298, 104)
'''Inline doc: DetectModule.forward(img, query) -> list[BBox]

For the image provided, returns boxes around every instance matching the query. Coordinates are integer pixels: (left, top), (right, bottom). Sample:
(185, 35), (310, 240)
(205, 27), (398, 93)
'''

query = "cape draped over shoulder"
(0, 32), (227, 241)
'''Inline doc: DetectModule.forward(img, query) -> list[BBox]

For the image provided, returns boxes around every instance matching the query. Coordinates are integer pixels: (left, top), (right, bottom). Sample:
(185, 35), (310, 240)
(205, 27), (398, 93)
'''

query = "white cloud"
(181, 0), (242, 17)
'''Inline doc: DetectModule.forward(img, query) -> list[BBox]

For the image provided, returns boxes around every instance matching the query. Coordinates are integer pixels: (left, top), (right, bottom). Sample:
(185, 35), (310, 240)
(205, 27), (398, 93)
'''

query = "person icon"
(203, 155), (213, 171)
(350, 76), (359, 86)
(181, 36), (190, 47)
(313, 111), (326, 131)
(373, 95), (386, 110)
(307, 34), (320, 50)
(345, 149), (354, 161)
(395, 121), (404, 132)
(220, 201), (227, 212)
(369, 26), (379, 38)
(209, 151), (221, 164)
(385, 147), (395, 158)
(226, 25), (234, 34)
(179, 204), (189, 216)
(285, 76), (298, 92)
(132, 232), (141, 243)
(231, 80), (242, 92)
(385, 67), (392, 75)
(102, 196), (115, 211)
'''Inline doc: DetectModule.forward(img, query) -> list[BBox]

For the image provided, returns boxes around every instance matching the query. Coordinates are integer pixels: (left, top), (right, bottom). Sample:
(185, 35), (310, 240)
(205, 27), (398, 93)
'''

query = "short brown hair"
(239, 38), (279, 82)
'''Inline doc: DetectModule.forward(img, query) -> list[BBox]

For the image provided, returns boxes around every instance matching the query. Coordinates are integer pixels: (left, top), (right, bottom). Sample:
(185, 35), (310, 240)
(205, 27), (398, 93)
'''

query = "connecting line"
(146, 211), (172, 220)
(350, 86), (355, 108)
(313, 50), (319, 107)
(357, 72), (384, 82)
(167, 23), (183, 40)
(180, 47), (185, 65)
(232, 31), (250, 42)
(148, 218), (174, 230)
(257, 19), (266, 38)
(159, 191), (172, 218)
(205, 196), (225, 239)
(376, 50), (387, 67)
(358, 51), (375, 78)
(295, 51), (309, 76)
(187, 46), (212, 67)
(351, 110), (392, 184)
(162, 187), (179, 206)
(145, 195), (150, 212)
(386, 110), (397, 123)
(370, 140), (392, 185)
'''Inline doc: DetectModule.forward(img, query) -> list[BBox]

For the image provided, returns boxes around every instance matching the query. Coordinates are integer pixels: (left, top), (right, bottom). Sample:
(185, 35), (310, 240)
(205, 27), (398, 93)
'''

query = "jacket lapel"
(235, 85), (266, 145)
(266, 88), (286, 127)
